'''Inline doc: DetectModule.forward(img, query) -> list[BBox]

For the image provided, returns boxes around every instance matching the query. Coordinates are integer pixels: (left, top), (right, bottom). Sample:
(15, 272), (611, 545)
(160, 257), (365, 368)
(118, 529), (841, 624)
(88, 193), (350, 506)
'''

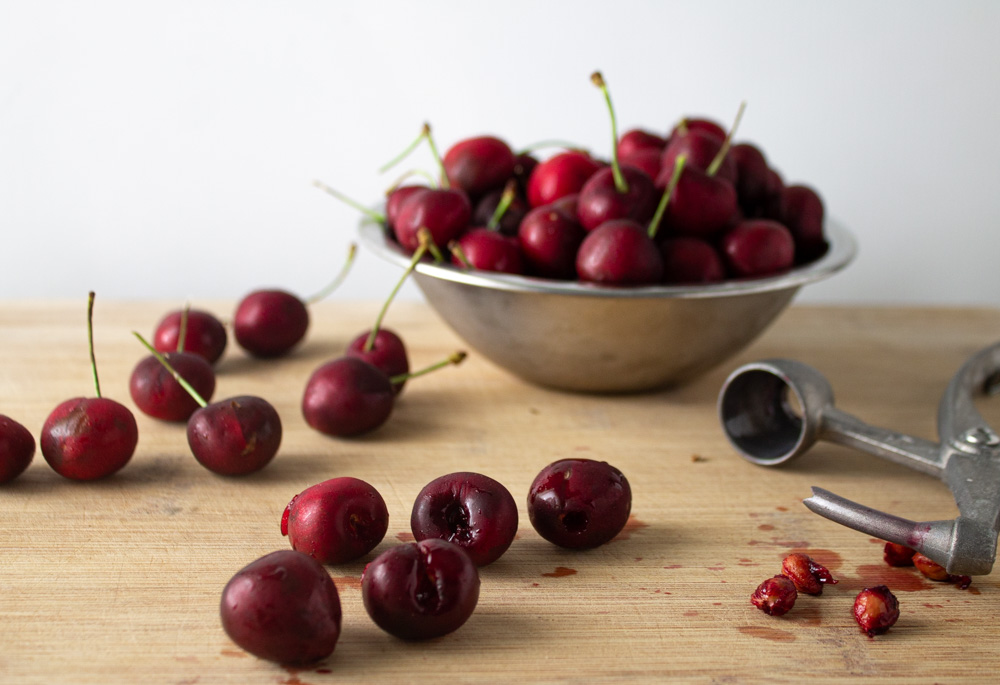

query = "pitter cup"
(718, 342), (1000, 576)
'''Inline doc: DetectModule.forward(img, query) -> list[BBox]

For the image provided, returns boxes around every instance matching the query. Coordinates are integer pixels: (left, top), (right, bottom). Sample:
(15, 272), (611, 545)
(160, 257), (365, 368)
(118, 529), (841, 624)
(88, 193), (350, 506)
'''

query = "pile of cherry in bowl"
(378, 72), (827, 287)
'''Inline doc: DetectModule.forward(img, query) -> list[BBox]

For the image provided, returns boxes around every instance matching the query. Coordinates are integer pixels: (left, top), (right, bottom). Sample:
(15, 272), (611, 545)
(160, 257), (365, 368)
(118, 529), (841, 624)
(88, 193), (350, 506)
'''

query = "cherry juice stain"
(757, 524), (775, 532)
(331, 575), (362, 590)
(849, 564), (934, 592)
(737, 625), (796, 642)
(542, 566), (578, 578)
(612, 515), (649, 542)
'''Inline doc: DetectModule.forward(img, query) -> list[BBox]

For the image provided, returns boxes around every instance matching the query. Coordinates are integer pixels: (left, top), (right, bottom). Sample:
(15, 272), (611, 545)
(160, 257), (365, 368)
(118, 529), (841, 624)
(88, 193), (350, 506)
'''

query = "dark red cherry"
(346, 328), (409, 395)
(526, 151), (603, 208)
(0, 414), (36, 484)
(392, 187), (472, 252)
(616, 129), (666, 160)
(41, 397), (138, 481)
(669, 116), (727, 142)
(233, 289), (309, 358)
(620, 148), (662, 181)
(472, 187), (529, 236)
(780, 184), (827, 263)
(527, 458), (632, 549)
(576, 165), (659, 232)
(302, 357), (395, 437)
(451, 228), (525, 275)
(659, 128), (736, 185)
(187, 395), (282, 476)
(661, 166), (738, 237)
(576, 219), (664, 285)
(443, 136), (516, 199)
(385, 184), (428, 231)
(517, 204), (586, 279)
(721, 219), (796, 277)
(129, 351), (216, 422)
(730, 143), (771, 214)
(660, 237), (725, 284)
(153, 309), (227, 365)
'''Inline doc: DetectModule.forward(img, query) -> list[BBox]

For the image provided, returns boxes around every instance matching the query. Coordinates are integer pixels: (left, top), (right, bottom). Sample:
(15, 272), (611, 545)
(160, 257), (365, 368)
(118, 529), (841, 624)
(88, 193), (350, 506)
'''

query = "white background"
(2, 1), (999, 306)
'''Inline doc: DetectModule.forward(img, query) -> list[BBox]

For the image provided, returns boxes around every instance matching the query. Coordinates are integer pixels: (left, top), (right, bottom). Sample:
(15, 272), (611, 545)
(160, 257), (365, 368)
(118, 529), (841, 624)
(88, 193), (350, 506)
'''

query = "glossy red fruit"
(411, 472), (518, 566)
(472, 187), (530, 236)
(187, 395), (282, 475)
(129, 351), (216, 422)
(302, 357), (395, 437)
(780, 184), (827, 263)
(576, 165), (659, 232)
(669, 116), (727, 142)
(721, 220), (796, 278)
(616, 129), (666, 160)
(527, 458), (632, 549)
(283, 477), (389, 565)
(40, 397), (138, 481)
(517, 204), (586, 279)
(661, 166), (739, 237)
(220, 550), (342, 665)
(511, 153), (539, 195)
(659, 128), (736, 185)
(392, 188), (472, 252)
(345, 328), (409, 395)
(526, 151), (603, 208)
(443, 136), (516, 199)
(233, 289), (309, 358)
(660, 237), (725, 284)
(451, 228), (525, 275)
(362, 539), (480, 640)
(576, 219), (664, 285)
(730, 143), (771, 213)
(385, 185), (428, 231)
(619, 148), (662, 181)
(153, 309), (228, 365)
(0, 415), (35, 484)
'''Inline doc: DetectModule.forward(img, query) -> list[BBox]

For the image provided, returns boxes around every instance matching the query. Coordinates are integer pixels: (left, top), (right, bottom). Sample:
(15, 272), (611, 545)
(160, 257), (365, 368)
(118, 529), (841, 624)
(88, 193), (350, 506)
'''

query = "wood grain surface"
(2, 300), (999, 684)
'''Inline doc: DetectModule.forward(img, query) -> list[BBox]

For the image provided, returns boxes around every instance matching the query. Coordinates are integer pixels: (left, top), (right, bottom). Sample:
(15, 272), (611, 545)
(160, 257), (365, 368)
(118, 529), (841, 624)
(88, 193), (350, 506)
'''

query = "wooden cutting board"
(1, 300), (999, 683)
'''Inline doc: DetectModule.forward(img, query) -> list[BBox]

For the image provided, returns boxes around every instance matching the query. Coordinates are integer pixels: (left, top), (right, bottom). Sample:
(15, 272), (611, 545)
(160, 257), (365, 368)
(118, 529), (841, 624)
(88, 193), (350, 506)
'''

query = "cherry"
(450, 228), (525, 275)
(361, 539), (480, 640)
(525, 150), (603, 208)
(619, 148), (662, 181)
(511, 152), (539, 195)
(40, 293), (138, 481)
(472, 184), (529, 236)
(386, 184), (428, 232)
(660, 237), (725, 284)
(220, 550), (342, 664)
(659, 127), (736, 185)
(153, 308), (227, 365)
(720, 219), (796, 278)
(660, 165), (738, 237)
(411, 472), (518, 566)
(129, 351), (216, 422)
(283, 477), (389, 565)
(302, 352), (465, 438)
(526, 458), (632, 549)
(392, 186), (472, 253)
(0, 415), (35, 484)
(669, 116), (727, 142)
(233, 244), (356, 358)
(517, 203), (586, 279)
(616, 128), (666, 160)
(134, 333), (282, 475)
(729, 142), (771, 214)
(780, 184), (827, 263)
(443, 135), (517, 199)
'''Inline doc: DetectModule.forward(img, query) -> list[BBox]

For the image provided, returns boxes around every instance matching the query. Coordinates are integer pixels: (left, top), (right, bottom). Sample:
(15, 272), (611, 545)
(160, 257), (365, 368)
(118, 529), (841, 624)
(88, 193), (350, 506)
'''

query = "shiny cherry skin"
(362, 539), (480, 640)
(392, 187), (471, 253)
(721, 219), (796, 278)
(40, 397), (138, 481)
(660, 237), (725, 284)
(186, 395), (282, 475)
(385, 184), (428, 232)
(153, 309), (227, 365)
(517, 204), (586, 279)
(283, 477), (389, 565)
(220, 550), (342, 665)
(780, 184), (827, 263)
(576, 219), (664, 285)
(527, 458), (632, 549)
(659, 127), (736, 184)
(661, 166), (739, 238)
(576, 165), (659, 232)
(443, 135), (516, 199)
(345, 328), (409, 395)
(129, 351), (216, 422)
(302, 357), (395, 437)
(616, 128), (666, 160)
(411, 472), (518, 566)
(472, 187), (529, 236)
(669, 116), (726, 142)
(730, 142), (771, 214)
(451, 228), (525, 275)
(620, 148), (662, 181)
(0, 414), (35, 484)
(233, 289), (309, 358)
(526, 151), (603, 208)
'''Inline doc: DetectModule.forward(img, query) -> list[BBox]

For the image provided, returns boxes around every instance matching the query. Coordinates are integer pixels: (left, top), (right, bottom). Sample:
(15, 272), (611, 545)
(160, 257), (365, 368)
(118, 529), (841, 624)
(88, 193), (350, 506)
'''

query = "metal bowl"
(359, 220), (857, 393)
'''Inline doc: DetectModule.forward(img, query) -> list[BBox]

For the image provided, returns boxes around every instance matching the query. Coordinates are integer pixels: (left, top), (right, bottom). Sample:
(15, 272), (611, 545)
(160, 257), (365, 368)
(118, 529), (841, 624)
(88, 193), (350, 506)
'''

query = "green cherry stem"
(423, 123), (450, 190)
(363, 230), (431, 352)
(385, 168), (436, 195)
(486, 180), (518, 230)
(379, 122), (430, 175)
(448, 240), (472, 269)
(177, 302), (190, 353)
(389, 351), (467, 385)
(87, 291), (101, 398)
(306, 243), (358, 305)
(133, 332), (208, 408)
(313, 180), (387, 224)
(591, 71), (628, 194)
(648, 154), (687, 239)
(706, 101), (747, 177)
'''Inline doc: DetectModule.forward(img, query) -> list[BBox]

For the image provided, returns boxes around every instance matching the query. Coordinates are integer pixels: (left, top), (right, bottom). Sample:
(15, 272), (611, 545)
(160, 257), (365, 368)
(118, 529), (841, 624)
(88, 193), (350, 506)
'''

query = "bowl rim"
(358, 217), (857, 299)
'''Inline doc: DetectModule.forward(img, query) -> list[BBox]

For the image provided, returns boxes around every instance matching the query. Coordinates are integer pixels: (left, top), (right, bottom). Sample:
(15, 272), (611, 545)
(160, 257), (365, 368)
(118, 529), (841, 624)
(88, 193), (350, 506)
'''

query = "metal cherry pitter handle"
(717, 341), (1000, 577)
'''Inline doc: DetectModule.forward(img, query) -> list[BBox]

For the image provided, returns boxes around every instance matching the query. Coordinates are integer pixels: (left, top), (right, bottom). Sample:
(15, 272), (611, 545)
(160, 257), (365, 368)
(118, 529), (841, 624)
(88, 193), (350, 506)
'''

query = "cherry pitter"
(717, 341), (1000, 576)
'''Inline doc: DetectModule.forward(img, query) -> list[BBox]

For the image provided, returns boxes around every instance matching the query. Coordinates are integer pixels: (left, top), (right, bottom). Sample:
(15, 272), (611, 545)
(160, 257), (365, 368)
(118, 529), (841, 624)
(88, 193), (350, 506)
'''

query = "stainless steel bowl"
(359, 219), (857, 393)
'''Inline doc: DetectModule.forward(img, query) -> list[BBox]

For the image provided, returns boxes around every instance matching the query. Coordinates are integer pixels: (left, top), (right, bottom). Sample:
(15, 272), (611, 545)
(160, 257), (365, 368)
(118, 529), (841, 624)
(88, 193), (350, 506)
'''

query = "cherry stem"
(423, 123), (449, 189)
(517, 140), (588, 155)
(389, 351), (467, 384)
(385, 169), (436, 195)
(86, 291), (101, 398)
(448, 240), (472, 269)
(364, 231), (430, 352)
(132, 332), (208, 408)
(675, 118), (689, 136)
(313, 180), (386, 223)
(706, 101), (746, 177)
(591, 71), (628, 194)
(177, 302), (190, 353)
(486, 180), (518, 230)
(379, 122), (430, 175)
(306, 243), (358, 304)
(648, 154), (687, 239)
